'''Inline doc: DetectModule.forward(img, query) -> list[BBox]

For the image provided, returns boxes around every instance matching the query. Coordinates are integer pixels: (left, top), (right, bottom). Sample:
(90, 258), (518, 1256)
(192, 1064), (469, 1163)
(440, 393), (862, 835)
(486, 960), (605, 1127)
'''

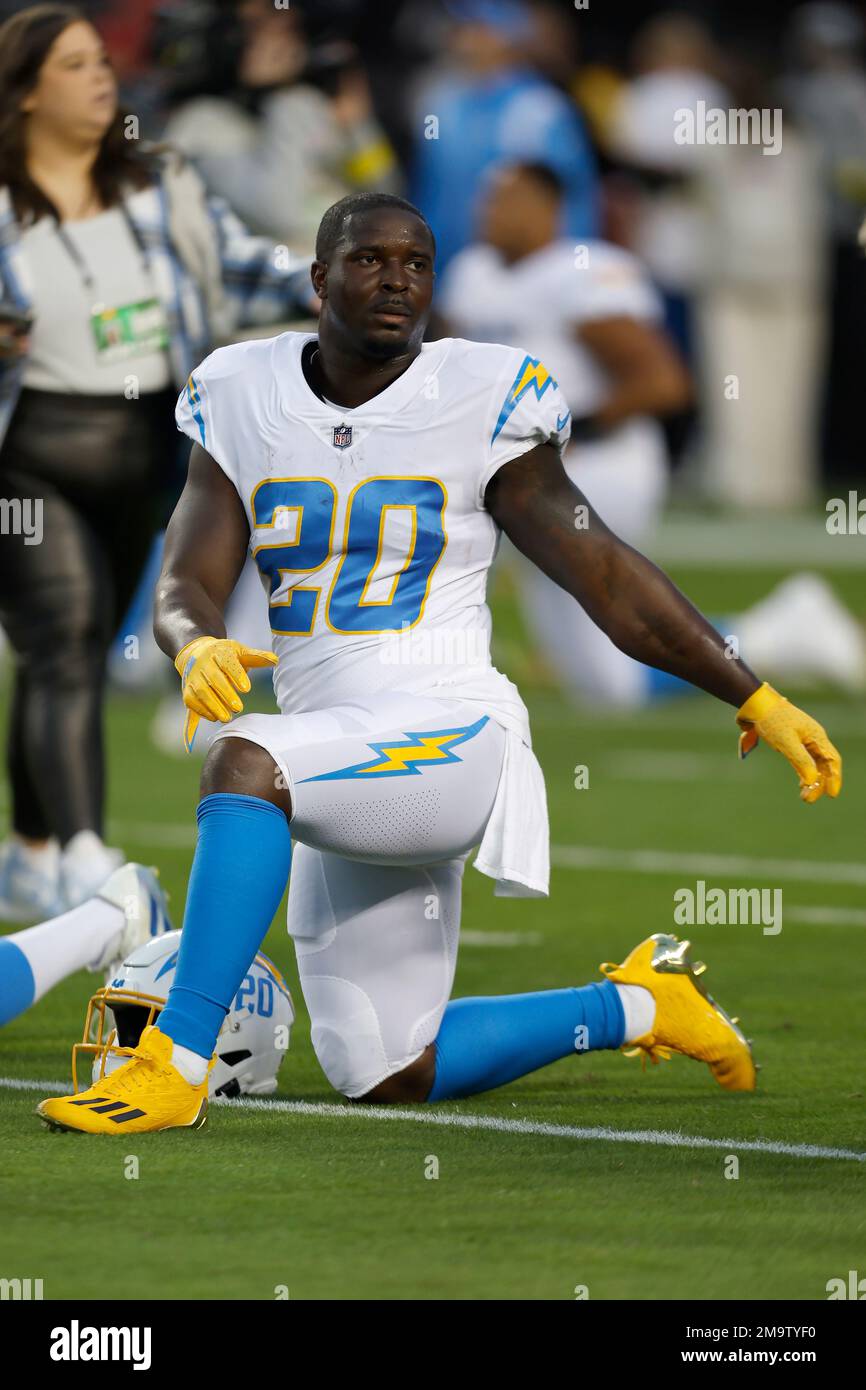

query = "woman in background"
(0, 4), (311, 920)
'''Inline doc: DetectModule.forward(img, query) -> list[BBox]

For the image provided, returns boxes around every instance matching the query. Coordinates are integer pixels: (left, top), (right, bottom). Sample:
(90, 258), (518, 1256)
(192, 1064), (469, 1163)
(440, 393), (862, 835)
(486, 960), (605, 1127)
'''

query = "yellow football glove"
(174, 636), (277, 753)
(736, 682), (842, 804)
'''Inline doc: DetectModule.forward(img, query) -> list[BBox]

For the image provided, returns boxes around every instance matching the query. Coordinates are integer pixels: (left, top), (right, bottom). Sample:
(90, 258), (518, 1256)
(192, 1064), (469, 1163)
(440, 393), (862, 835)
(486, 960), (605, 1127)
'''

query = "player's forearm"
(585, 538), (761, 707)
(593, 365), (690, 431)
(576, 319), (691, 434)
(489, 447), (759, 707)
(153, 574), (227, 662)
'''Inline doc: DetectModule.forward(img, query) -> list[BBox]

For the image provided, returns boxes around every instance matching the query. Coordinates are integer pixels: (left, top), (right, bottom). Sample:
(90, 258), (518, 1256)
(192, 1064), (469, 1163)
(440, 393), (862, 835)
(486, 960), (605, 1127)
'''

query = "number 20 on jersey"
(250, 475), (448, 636)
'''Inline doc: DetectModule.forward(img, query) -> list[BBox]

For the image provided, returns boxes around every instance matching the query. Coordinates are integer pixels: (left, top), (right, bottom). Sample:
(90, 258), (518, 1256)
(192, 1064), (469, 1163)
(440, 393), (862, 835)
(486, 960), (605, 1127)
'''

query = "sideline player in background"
(440, 161), (866, 706)
(0, 863), (170, 1027)
(38, 193), (841, 1134)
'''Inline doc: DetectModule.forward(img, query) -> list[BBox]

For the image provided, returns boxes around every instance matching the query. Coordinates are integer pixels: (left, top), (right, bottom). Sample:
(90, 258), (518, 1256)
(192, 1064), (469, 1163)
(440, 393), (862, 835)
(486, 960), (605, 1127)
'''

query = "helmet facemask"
(71, 932), (293, 1098)
(74, 987), (166, 1092)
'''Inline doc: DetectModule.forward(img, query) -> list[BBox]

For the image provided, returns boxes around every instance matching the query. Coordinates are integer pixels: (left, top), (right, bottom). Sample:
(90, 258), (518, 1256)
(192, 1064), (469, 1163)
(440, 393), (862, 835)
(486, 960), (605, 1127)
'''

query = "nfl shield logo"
(332, 423), (353, 450)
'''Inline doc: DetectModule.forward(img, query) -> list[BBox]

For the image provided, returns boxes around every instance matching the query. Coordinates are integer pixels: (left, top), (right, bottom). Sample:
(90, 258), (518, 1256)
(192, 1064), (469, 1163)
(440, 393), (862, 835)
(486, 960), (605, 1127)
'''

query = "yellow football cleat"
(600, 933), (756, 1092)
(37, 1025), (210, 1134)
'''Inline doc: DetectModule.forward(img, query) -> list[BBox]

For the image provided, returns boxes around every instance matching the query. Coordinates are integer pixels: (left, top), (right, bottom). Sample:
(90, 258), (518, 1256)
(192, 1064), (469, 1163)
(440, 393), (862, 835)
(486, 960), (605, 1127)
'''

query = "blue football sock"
(428, 979), (625, 1102)
(158, 793), (292, 1059)
(0, 938), (36, 1027)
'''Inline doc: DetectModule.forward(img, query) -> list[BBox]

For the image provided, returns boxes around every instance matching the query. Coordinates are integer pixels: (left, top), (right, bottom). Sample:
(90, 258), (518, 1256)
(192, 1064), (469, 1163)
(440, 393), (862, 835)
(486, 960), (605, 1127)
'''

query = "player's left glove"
(174, 636), (277, 753)
(736, 681), (842, 803)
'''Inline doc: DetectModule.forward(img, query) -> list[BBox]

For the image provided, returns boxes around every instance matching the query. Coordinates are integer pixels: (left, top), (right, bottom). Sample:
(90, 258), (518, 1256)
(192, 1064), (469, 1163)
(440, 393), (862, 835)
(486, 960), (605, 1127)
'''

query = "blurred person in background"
(694, 52), (825, 508)
(784, 2), (866, 481)
(0, 3), (313, 921)
(410, 0), (598, 271)
(608, 12), (728, 362)
(163, 0), (401, 254)
(438, 161), (690, 707)
(524, 0), (625, 153)
(439, 162), (866, 707)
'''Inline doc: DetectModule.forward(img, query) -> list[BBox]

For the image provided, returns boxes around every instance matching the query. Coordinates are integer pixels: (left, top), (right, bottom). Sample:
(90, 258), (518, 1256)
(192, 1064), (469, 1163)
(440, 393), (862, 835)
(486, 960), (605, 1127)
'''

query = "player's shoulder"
(179, 332), (311, 457)
(190, 330), (309, 388)
(439, 242), (498, 305)
(437, 335), (538, 384)
(551, 237), (659, 320)
(543, 235), (644, 278)
(436, 338), (564, 453)
(581, 237), (648, 280)
(440, 338), (561, 412)
(444, 242), (502, 279)
(567, 237), (653, 291)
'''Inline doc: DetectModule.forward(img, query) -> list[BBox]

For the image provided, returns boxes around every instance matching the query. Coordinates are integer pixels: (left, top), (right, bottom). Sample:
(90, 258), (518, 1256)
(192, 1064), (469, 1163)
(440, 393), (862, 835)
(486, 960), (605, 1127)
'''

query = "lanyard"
(54, 203), (151, 300)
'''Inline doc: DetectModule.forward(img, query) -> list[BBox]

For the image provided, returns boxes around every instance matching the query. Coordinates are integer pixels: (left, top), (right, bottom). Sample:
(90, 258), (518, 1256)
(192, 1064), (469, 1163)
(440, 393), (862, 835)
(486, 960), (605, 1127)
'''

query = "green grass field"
(1, 556), (864, 1301)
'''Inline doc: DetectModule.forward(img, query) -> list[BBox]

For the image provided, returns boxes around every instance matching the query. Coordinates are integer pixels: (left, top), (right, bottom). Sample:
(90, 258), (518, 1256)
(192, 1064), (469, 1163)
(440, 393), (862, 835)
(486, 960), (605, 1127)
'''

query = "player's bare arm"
(154, 443), (277, 748)
(153, 443), (250, 660)
(577, 316), (691, 431)
(486, 441), (841, 801)
(486, 440), (757, 704)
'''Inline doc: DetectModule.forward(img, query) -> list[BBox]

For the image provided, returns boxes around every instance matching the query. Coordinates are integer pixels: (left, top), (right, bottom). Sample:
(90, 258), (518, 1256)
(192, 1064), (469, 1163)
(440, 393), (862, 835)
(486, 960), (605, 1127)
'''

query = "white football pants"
(213, 690), (506, 1097)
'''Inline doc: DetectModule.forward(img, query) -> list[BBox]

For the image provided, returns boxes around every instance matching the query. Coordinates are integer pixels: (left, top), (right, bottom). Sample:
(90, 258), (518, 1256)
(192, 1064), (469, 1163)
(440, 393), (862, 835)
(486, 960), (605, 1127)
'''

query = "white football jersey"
(440, 237), (663, 420)
(175, 331), (571, 742)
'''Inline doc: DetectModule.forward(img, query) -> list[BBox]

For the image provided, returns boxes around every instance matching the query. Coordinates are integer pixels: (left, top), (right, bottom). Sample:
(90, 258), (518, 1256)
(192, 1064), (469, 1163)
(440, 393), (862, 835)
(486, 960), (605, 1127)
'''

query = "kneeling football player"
(38, 194), (841, 1133)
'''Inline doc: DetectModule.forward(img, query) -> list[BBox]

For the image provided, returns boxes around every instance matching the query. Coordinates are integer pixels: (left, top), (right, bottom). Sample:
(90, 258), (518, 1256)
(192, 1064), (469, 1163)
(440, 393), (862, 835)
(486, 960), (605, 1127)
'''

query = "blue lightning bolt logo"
(491, 355), (558, 444)
(298, 715), (490, 782)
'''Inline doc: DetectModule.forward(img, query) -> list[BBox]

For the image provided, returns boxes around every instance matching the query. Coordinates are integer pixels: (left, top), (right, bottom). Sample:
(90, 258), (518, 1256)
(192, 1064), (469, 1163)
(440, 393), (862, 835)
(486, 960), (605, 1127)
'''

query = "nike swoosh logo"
(556, 412), (571, 431)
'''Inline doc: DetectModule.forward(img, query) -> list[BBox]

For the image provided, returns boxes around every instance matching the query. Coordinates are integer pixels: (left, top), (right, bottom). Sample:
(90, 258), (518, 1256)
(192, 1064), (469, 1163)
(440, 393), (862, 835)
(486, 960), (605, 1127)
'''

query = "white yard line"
(96, 820), (866, 889)
(604, 751), (742, 781)
(3, 1075), (862, 1163)
(1, 1076), (60, 1092)
(461, 930), (543, 947)
(529, 703), (866, 737)
(786, 906), (866, 927)
(649, 512), (866, 568)
(106, 820), (197, 848)
(550, 845), (866, 886)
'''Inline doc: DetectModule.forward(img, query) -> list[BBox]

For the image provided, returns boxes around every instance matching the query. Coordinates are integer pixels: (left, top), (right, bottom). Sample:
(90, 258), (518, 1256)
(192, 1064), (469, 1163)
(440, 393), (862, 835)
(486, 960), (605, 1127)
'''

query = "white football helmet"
(74, 929), (294, 1098)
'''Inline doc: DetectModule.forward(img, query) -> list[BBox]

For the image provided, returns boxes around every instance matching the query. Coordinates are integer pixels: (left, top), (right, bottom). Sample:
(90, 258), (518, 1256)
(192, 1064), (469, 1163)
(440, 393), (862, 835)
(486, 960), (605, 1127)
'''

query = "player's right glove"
(736, 682), (842, 804)
(174, 636), (277, 753)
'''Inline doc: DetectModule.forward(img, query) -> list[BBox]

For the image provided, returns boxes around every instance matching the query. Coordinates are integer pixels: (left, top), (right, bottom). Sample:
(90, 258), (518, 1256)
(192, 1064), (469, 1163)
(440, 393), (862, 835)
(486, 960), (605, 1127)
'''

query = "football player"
(38, 193), (841, 1134)
(439, 161), (866, 706)
(1, 863), (170, 1028)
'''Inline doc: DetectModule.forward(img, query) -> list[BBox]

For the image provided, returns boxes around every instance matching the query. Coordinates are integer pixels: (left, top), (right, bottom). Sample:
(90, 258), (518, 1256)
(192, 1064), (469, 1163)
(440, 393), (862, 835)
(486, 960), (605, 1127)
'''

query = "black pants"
(0, 387), (176, 843)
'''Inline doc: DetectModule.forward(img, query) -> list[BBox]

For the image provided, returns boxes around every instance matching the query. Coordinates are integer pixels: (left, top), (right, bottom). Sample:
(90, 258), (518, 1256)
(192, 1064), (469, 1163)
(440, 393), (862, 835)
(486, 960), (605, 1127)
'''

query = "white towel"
(472, 726), (550, 898)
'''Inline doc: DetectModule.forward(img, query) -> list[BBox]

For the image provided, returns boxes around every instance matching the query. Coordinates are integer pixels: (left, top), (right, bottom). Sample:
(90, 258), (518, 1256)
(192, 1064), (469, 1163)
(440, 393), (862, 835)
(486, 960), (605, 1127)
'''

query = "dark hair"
(506, 161), (565, 201)
(0, 3), (154, 223)
(315, 192), (436, 261)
